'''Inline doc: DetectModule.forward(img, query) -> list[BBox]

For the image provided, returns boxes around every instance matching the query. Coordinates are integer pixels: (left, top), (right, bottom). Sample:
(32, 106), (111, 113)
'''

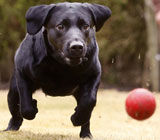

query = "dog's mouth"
(64, 57), (88, 66)
(55, 52), (88, 66)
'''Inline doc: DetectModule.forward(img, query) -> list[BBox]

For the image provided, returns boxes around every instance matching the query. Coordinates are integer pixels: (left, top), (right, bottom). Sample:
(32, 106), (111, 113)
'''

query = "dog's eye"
(56, 24), (64, 31)
(82, 24), (90, 31)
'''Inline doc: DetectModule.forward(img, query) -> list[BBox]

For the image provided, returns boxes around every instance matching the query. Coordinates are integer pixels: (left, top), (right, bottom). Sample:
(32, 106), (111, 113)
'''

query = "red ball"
(125, 88), (156, 120)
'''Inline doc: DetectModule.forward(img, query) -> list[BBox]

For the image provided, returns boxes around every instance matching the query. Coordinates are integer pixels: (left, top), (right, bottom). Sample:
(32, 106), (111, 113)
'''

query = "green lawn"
(0, 89), (160, 140)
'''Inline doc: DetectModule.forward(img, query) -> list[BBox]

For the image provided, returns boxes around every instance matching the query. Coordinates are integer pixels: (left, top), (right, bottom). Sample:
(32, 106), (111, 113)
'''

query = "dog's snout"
(70, 44), (83, 52)
(69, 41), (85, 56)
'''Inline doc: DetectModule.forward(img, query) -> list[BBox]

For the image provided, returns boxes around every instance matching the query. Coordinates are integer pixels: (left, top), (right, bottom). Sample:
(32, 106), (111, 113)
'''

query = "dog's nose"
(70, 44), (83, 52)
(69, 41), (84, 56)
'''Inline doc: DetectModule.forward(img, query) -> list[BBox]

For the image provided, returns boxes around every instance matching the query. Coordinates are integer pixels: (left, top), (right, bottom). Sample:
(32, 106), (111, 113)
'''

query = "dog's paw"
(21, 99), (38, 120)
(21, 107), (38, 120)
(71, 107), (91, 126)
(80, 130), (92, 139)
(5, 117), (23, 131)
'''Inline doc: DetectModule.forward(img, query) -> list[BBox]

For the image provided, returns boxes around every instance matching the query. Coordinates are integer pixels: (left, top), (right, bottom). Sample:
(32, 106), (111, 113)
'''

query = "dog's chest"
(32, 62), (87, 96)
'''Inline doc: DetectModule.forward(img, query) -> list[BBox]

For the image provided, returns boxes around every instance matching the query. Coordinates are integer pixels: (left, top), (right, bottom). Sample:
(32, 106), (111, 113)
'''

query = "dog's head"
(26, 3), (111, 66)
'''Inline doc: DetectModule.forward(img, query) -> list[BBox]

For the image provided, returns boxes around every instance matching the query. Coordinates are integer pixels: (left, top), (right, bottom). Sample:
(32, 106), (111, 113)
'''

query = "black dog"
(6, 2), (111, 138)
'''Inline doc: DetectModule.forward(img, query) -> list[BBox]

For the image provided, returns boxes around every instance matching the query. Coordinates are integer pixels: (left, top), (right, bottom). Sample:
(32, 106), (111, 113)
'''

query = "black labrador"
(5, 2), (111, 138)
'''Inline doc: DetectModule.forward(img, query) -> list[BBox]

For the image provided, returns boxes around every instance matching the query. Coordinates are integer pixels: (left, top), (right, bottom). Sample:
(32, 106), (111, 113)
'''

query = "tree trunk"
(144, 0), (159, 91)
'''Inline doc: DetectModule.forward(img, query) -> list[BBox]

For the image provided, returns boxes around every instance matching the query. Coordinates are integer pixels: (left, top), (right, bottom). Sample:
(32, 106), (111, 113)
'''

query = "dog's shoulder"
(14, 34), (33, 67)
(14, 30), (46, 72)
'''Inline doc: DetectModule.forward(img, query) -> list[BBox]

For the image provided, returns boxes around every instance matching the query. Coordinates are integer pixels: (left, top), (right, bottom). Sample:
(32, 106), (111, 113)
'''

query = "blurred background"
(0, 0), (159, 91)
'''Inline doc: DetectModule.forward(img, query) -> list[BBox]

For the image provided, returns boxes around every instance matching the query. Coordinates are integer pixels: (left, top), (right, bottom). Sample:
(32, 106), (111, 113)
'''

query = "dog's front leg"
(16, 71), (38, 120)
(72, 73), (101, 127)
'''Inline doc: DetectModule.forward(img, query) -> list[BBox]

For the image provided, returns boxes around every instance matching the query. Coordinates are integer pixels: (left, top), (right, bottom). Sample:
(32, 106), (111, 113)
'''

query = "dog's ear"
(26, 4), (56, 35)
(85, 3), (111, 32)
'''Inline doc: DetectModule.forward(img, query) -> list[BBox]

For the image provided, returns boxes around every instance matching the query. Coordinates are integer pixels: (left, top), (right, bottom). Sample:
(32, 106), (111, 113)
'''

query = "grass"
(0, 89), (160, 140)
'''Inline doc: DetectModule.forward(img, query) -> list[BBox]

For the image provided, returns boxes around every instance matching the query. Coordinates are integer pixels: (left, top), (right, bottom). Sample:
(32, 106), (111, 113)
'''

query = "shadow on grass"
(0, 130), (88, 140)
